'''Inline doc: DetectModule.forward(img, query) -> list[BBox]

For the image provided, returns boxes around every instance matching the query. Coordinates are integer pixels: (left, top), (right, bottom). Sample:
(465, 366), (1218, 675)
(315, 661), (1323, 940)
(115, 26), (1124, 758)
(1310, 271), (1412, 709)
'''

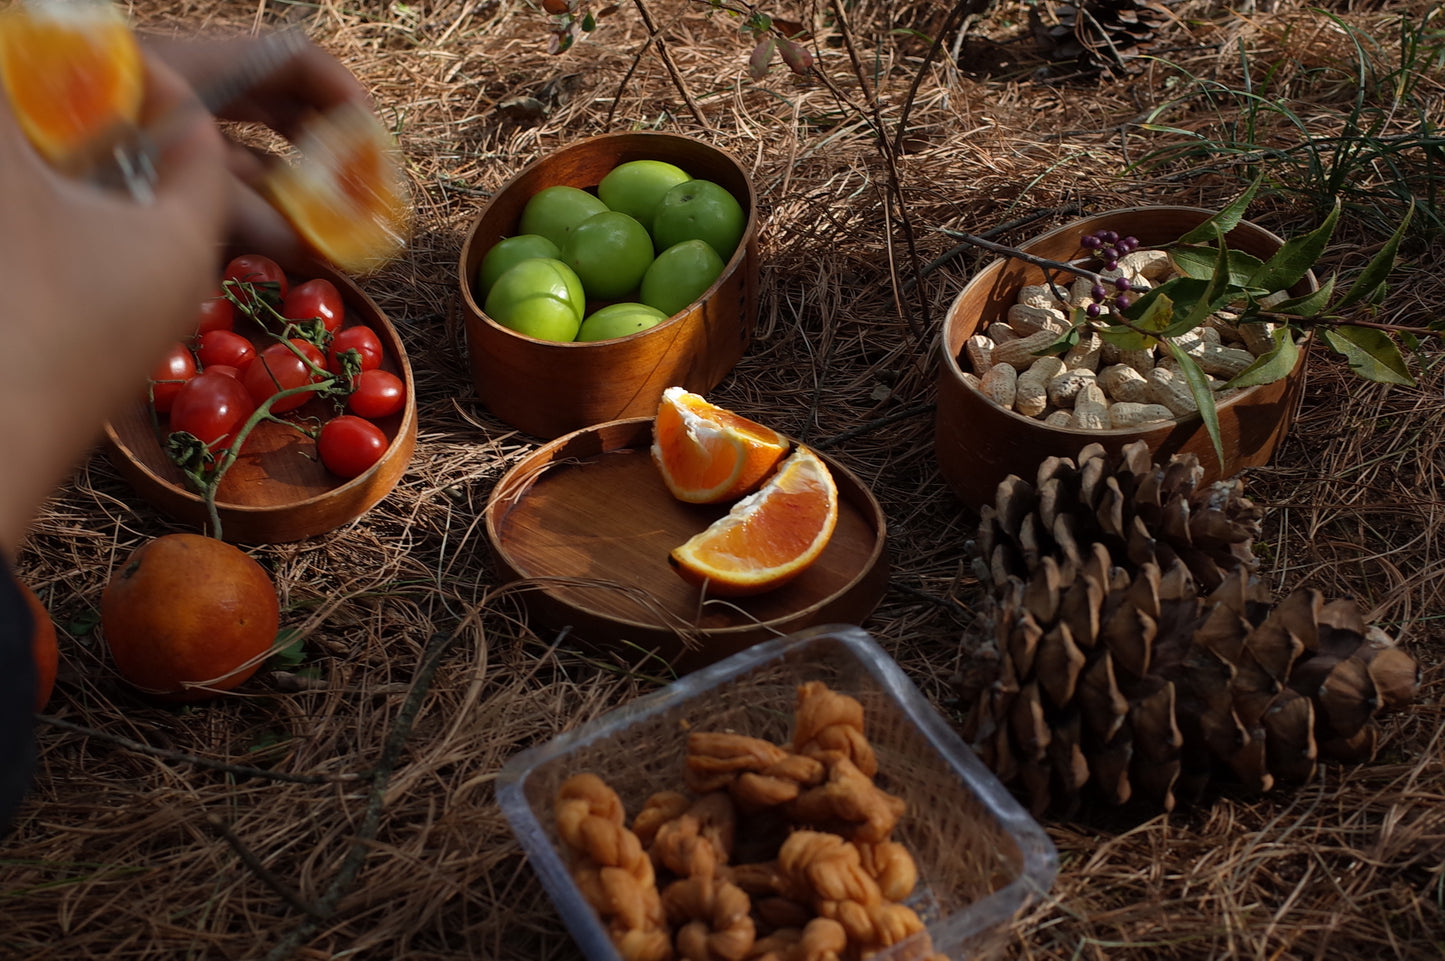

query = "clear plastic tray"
(496, 624), (1059, 960)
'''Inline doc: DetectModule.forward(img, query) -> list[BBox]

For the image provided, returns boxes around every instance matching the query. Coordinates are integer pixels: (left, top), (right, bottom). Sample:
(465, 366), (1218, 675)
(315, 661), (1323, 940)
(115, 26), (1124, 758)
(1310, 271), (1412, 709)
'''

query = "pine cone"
(1029, 0), (1172, 78)
(956, 441), (1420, 817)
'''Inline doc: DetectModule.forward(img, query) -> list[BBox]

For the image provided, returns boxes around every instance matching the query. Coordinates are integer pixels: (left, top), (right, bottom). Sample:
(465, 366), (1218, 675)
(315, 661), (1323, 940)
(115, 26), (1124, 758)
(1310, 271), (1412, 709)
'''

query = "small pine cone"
(957, 442), (1420, 818)
(1029, 0), (1173, 79)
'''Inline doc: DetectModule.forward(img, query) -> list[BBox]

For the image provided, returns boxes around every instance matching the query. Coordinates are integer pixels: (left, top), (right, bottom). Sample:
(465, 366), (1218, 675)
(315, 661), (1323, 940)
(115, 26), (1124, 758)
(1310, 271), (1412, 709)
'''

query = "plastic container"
(497, 624), (1059, 961)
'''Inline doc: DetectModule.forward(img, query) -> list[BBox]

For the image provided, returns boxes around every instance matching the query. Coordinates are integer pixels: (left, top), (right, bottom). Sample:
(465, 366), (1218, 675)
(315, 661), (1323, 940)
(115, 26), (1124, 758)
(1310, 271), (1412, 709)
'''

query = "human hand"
(0, 54), (229, 556)
(142, 31), (377, 265)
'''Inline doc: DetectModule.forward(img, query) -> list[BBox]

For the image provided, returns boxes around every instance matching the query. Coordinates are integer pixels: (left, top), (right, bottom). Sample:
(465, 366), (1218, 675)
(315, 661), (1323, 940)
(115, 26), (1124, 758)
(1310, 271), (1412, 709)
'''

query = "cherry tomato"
(223, 254), (290, 311)
(148, 342), (198, 414)
(169, 370), (256, 451)
(317, 415), (388, 479)
(243, 339), (329, 413)
(347, 369), (406, 419)
(327, 326), (384, 376)
(195, 288), (235, 335)
(204, 365), (242, 380)
(281, 278), (345, 333)
(196, 330), (257, 373)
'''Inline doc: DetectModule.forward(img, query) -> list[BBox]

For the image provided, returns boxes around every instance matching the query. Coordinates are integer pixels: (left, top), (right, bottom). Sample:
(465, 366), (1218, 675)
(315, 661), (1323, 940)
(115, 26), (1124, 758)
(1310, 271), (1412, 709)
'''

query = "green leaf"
(1226, 327), (1300, 388)
(1103, 291), (1175, 350)
(1171, 243), (1265, 288)
(1177, 235), (1234, 332)
(1321, 326), (1416, 385)
(1165, 342), (1225, 470)
(268, 627), (307, 669)
(1040, 327), (1081, 356)
(1178, 176), (1262, 244)
(1250, 200), (1339, 291)
(1266, 274), (1336, 318)
(1334, 200), (1414, 310)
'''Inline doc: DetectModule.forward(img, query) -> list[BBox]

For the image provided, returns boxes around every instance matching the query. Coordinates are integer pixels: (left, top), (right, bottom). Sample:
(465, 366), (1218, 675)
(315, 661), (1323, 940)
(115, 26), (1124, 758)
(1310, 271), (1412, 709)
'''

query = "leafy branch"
(945, 179), (1431, 467)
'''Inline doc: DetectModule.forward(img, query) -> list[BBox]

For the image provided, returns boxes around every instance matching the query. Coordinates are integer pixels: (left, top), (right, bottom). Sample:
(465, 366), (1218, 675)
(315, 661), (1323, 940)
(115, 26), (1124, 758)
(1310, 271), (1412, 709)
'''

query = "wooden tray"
(486, 418), (890, 672)
(103, 259), (417, 544)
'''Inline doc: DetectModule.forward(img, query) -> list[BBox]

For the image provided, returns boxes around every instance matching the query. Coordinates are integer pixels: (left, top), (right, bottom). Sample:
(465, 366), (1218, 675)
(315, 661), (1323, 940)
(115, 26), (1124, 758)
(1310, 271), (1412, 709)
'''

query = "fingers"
(134, 56), (229, 248)
(225, 178), (312, 270)
(142, 31), (372, 139)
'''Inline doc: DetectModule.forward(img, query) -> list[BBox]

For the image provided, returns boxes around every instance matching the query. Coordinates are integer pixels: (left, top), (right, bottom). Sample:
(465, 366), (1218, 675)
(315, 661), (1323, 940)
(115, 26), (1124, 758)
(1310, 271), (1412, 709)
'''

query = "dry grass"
(3, 0), (1444, 958)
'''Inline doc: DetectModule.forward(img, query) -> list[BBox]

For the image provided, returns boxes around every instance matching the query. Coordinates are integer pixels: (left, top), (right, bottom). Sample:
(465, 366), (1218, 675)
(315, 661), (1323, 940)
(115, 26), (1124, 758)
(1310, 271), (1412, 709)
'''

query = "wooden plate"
(103, 259), (417, 544)
(485, 418), (890, 672)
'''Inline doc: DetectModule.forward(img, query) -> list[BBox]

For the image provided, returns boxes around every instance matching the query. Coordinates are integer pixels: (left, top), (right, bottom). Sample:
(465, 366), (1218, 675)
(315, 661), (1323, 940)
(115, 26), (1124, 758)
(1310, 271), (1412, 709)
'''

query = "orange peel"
(669, 445), (839, 596)
(0, 0), (143, 166)
(651, 386), (790, 505)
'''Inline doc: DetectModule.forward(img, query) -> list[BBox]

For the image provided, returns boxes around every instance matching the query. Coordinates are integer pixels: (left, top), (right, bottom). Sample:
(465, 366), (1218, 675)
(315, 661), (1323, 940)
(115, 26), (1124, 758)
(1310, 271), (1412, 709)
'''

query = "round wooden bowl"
(485, 418), (890, 673)
(103, 259), (417, 544)
(457, 131), (758, 440)
(935, 207), (1316, 511)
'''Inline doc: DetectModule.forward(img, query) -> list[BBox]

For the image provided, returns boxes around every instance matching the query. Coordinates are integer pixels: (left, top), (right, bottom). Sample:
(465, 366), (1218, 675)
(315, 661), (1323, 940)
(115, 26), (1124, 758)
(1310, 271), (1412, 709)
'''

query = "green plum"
(640, 239), (726, 317)
(560, 210), (655, 301)
(483, 257), (586, 342)
(475, 234), (562, 297)
(575, 302), (669, 342)
(597, 159), (692, 228)
(650, 179), (746, 260)
(518, 185), (608, 249)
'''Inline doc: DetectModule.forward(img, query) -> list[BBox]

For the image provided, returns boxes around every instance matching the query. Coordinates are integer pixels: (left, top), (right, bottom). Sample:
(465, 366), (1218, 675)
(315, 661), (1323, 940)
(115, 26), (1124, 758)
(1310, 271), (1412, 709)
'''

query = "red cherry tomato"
(222, 254), (290, 310)
(204, 365), (242, 380)
(169, 370), (257, 451)
(327, 326), (384, 376)
(196, 330), (257, 373)
(347, 369), (406, 419)
(148, 342), (198, 414)
(195, 288), (235, 335)
(243, 339), (328, 413)
(318, 415), (388, 479)
(281, 278), (345, 333)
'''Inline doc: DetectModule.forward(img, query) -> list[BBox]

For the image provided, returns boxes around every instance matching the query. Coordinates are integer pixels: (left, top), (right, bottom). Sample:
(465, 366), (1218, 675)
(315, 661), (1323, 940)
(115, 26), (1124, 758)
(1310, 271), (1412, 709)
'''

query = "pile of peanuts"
(960, 246), (1291, 430)
(553, 682), (945, 961)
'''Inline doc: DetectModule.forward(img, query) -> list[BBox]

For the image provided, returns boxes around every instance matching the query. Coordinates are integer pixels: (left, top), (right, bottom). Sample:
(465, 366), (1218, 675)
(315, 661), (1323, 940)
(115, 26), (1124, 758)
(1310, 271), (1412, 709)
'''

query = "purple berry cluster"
(1080, 230), (1140, 318)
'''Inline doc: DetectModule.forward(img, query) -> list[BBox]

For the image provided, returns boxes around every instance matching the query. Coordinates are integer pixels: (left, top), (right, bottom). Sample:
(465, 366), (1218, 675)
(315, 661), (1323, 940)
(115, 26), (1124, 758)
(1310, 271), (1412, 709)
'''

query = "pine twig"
(630, 0), (709, 129)
(37, 715), (355, 785)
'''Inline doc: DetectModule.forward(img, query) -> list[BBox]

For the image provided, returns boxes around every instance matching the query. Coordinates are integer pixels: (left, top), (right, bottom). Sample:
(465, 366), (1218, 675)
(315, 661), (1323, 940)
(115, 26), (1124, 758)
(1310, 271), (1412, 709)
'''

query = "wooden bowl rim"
(936, 205), (1316, 436)
(456, 130), (759, 348)
(484, 416), (889, 639)
(102, 262), (418, 517)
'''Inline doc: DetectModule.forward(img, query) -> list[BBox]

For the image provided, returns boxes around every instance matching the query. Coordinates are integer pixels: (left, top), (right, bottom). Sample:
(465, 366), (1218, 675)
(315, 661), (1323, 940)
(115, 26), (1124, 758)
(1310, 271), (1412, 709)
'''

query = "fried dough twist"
(556, 773), (672, 961)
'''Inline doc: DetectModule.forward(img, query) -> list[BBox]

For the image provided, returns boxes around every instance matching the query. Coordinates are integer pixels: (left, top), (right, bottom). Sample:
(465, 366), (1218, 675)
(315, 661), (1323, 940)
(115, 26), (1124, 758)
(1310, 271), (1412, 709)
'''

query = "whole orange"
(16, 579), (58, 711)
(101, 534), (280, 702)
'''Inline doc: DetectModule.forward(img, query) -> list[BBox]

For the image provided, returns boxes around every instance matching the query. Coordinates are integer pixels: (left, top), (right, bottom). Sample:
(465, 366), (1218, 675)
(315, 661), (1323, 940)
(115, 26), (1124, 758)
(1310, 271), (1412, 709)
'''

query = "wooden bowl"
(935, 207), (1315, 511)
(457, 131), (758, 440)
(485, 418), (890, 673)
(103, 259), (417, 544)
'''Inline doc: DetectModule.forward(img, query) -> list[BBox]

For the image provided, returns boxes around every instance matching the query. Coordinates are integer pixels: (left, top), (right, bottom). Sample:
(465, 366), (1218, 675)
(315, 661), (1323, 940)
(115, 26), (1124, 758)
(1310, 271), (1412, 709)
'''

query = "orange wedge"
(263, 101), (412, 275)
(651, 386), (790, 504)
(669, 445), (839, 596)
(0, 0), (143, 166)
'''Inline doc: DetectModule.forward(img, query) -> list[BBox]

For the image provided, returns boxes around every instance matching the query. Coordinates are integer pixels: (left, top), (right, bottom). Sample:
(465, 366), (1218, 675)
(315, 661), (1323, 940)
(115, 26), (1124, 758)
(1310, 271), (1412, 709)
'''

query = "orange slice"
(0, 0), (143, 166)
(669, 445), (839, 597)
(651, 386), (790, 504)
(263, 101), (412, 275)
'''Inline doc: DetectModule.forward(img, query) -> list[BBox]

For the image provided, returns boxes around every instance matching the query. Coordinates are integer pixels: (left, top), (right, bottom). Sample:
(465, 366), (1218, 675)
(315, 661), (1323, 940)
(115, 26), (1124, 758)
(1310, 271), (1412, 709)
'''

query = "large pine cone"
(956, 441), (1420, 817)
